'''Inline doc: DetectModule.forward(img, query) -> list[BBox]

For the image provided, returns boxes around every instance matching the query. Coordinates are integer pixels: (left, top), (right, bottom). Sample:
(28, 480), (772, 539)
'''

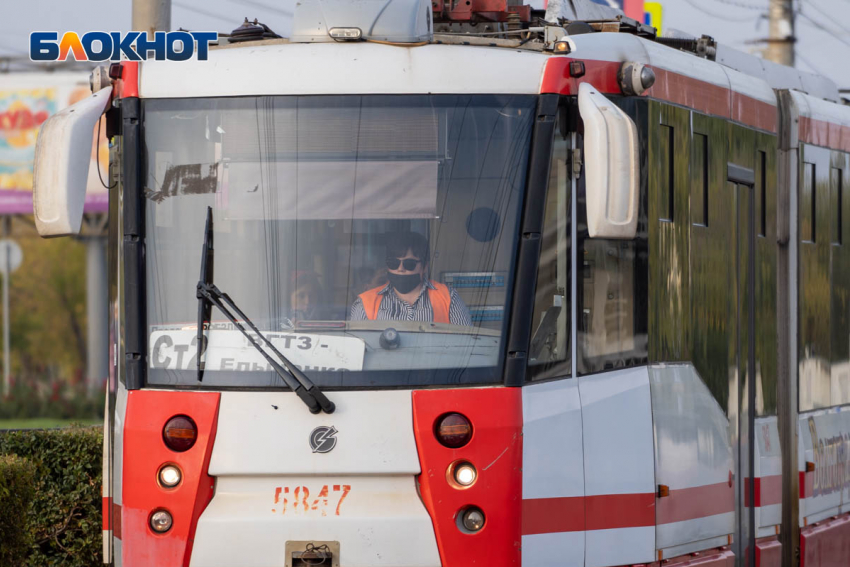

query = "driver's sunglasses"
(386, 257), (421, 271)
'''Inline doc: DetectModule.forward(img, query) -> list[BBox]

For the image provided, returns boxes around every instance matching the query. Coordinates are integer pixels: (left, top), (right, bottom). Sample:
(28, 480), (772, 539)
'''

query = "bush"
(0, 454), (36, 567)
(0, 426), (102, 567)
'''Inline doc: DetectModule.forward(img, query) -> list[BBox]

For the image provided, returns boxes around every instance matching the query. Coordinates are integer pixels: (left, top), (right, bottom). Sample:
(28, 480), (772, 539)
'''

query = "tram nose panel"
(207, 391), (421, 476)
(188, 391), (440, 567)
(189, 476), (439, 567)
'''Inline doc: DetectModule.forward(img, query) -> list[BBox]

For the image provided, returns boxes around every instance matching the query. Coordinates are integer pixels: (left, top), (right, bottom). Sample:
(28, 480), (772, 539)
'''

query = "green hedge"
(0, 454), (36, 567)
(0, 377), (105, 420)
(0, 426), (102, 567)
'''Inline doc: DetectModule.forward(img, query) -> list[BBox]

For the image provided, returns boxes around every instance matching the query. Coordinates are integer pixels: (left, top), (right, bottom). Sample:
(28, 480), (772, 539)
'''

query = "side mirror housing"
(578, 82), (639, 239)
(33, 85), (113, 237)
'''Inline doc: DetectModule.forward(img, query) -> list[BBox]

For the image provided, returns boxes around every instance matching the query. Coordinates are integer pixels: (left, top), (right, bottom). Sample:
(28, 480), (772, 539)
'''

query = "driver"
(350, 231), (472, 326)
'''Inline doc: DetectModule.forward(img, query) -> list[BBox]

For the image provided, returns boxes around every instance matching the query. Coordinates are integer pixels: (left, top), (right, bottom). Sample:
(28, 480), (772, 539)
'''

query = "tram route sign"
(149, 329), (366, 372)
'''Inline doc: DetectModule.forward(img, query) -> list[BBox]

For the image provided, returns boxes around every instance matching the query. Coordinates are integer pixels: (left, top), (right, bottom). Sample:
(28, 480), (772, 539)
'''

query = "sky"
(663, 0), (849, 90)
(0, 0), (847, 91)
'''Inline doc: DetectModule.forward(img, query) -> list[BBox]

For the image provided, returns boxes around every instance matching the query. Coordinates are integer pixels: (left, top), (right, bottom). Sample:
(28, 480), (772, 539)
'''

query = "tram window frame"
(691, 132), (709, 227)
(576, 234), (649, 374)
(576, 160), (648, 374)
(141, 94), (537, 390)
(831, 167), (843, 246)
(527, 108), (571, 381)
(758, 150), (767, 238)
(660, 124), (675, 222)
(802, 162), (816, 243)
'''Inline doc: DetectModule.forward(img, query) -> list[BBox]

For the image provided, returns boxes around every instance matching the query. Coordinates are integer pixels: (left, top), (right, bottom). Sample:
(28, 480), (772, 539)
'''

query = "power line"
(0, 40), (28, 57)
(231, 0), (293, 18)
(800, 1), (850, 36)
(795, 49), (828, 76)
(680, 0), (765, 21)
(705, 0), (768, 11)
(796, 10), (850, 49)
(173, 1), (239, 25)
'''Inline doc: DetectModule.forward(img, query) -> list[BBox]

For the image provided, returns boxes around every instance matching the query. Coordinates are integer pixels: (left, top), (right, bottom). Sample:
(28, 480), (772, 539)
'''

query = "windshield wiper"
(196, 207), (214, 381)
(195, 207), (335, 414)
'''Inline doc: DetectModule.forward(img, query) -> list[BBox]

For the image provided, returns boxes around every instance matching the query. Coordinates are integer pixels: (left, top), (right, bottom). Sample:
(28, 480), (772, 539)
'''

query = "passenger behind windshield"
(288, 271), (327, 322)
(349, 232), (472, 326)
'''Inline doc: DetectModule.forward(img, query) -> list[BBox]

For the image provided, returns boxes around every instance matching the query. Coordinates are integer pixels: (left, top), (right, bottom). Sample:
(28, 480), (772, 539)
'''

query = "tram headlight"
(618, 61), (656, 96)
(158, 464), (182, 488)
(449, 461), (477, 488)
(150, 509), (173, 533)
(455, 463), (476, 486)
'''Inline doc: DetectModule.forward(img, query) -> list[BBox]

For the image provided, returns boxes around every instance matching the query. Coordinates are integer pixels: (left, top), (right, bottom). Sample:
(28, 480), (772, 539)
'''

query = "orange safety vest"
(359, 281), (452, 324)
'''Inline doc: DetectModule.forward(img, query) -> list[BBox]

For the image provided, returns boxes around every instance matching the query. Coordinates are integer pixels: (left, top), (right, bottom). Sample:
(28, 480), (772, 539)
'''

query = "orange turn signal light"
(435, 413), (472, 448)
(163, 415), (198, 452)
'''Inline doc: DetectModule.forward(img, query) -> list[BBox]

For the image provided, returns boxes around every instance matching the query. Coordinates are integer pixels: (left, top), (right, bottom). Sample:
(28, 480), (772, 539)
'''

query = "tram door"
(729, 163), (757, 567)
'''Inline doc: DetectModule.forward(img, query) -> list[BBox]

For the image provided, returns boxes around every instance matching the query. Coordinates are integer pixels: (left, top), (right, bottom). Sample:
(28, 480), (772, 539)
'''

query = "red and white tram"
(32, 0), (850, 565)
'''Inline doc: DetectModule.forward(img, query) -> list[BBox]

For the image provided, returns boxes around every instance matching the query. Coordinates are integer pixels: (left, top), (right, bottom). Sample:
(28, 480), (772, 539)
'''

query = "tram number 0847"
(272, 485), (352, 516)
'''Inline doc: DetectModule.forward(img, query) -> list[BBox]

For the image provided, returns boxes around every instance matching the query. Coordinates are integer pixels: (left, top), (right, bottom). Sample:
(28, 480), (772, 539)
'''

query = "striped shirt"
(350, 280), (472, 326)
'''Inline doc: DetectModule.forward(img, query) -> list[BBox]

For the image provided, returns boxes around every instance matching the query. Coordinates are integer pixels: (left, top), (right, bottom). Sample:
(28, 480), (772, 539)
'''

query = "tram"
(32, 0), (850, 565)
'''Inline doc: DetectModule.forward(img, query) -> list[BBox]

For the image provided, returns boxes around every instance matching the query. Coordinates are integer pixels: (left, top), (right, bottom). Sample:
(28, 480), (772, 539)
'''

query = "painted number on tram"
(271, 485), (351, 516)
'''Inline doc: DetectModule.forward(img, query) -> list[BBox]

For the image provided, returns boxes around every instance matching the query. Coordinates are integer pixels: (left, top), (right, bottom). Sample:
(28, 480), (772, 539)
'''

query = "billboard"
(584, 0), (644, 20)
(0, 73), (108, 215)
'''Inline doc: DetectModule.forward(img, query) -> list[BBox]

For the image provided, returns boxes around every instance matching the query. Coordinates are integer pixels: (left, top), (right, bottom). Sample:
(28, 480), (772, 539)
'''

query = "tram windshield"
(143, 95), (536, 388)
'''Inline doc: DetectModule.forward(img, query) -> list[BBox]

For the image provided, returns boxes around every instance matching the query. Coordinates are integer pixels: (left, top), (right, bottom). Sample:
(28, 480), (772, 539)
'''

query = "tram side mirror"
(578, 82), (639, 239)
(33, 85), (113, 237)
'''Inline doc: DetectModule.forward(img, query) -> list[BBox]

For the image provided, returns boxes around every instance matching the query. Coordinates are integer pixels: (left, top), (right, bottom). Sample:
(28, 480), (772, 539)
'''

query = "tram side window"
(660, 124), (674, 222)
(576, 176), (648, 375)
(691, 133), (708, 227)
(831, 167), (843, 245)
(802, 163), (816, 243)
(527, 125), (571, 380)
(758, 151), (767, 237)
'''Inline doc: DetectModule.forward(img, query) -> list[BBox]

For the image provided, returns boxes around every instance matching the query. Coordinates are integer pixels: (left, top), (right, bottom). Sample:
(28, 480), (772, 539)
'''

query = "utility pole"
(766, 0), (795, 66)
(85, 234), (107, 398)
(132, 0), (171, 35)
(2, 217), (9, 398)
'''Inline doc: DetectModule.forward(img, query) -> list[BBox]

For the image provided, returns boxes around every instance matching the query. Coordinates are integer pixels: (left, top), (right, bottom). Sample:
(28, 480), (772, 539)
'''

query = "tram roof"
(137, 28), (839, 112)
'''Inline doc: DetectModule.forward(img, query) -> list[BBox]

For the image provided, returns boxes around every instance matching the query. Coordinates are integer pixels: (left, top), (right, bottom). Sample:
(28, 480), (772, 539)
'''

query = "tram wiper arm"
(196, 283), (335, 414)
(194, 207), (335, 415)
(196, 207), (214, 382)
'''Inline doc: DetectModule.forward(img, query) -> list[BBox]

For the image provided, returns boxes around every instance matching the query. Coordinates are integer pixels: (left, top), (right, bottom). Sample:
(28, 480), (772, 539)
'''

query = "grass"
(0, 418), (101, 430)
